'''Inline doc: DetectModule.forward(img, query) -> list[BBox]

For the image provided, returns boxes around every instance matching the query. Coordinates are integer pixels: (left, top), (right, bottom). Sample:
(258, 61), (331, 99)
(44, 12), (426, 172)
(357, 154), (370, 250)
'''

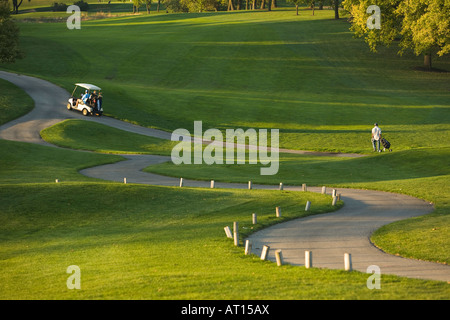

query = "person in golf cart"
(96, 91), (103, 111)
(89, 91), (102, 113)
(76, 89), (100, 110)
(68, 83), (103, 116)
(81, 90), (90, 104)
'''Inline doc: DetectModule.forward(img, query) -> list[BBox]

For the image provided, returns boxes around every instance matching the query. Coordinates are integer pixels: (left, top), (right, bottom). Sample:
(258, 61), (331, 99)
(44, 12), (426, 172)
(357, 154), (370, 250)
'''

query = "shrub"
(52, 2), (68, 11)
(73, 0), (89, 11)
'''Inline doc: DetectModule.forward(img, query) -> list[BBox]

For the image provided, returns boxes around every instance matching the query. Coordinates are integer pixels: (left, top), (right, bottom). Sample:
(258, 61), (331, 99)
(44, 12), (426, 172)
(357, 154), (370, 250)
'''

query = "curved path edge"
(1, 71), (449, 283)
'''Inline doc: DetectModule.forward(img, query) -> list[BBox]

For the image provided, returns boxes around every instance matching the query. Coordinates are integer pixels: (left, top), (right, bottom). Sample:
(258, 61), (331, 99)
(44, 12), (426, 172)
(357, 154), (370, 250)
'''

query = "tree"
(333, 0), (340, 19)
(144, 0), (152, 13)
(180, 0), (218, 11)
(396, 0), (450, 69)
(287, 0), (307, 15)
(227, 0), (234, 10)
(0, 0), (23, 63)
(11, 0), (24, 14)
(343, 0), (450, 69)
(132, 0), (143, 13)
(287, 0), (300, 15)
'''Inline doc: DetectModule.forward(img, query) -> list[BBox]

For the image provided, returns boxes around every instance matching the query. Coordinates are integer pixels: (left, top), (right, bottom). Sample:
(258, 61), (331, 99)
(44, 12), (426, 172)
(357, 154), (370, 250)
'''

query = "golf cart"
(67, 83), (103, 116)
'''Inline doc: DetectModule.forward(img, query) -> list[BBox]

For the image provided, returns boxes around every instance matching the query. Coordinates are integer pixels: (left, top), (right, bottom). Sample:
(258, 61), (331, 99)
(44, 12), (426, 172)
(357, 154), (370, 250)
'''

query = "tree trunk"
(252, 0), (255, 10)
(228, 0), (234, 11)
(424, 54), (432, 69)
(157, 0), (160, 12)
(296, 4), (298, 15)
(260, 0), (265, 10)
(13, 0), (23, 14)
(334, 0), (339, 19)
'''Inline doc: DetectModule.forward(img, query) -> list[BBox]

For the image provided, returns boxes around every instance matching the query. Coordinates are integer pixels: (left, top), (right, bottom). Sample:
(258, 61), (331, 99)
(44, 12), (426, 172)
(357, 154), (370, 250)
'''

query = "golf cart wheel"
(82, 108), (88, 116)
(67, 103), (72, 110)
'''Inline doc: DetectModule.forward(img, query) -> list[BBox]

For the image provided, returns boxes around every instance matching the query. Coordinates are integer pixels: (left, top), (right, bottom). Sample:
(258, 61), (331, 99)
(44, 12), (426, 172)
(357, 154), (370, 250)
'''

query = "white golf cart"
(67, 83), (103, 116)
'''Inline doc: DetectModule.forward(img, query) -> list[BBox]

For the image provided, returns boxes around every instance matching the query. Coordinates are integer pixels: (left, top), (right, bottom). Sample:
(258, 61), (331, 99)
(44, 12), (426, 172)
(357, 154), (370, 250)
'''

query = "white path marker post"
(305, 251), (312, 269)
(210, 180), (215, 188)
(302, 183), (307, 191)
(252, 213), (257, 225)
(276, 206), (281, 218)
(344, 253), (352, 271)
(55, 179), (59, 183)
(244, 240), (252, 255)
(321, 186), (326, 194)
(332, 189), (337, 197)
(248, 181), (252, 190)
(275, 250), (283, 266)
(233, 221), (239, 247)
(305, 201), (311, 211)
(332, 196), (337, 206)
(279, 183), (283, 190)
(260, 245), (270, 260)
(124, 177), (127, 184)
(179, 178), (183, 187)
(224, 226), (232, 239)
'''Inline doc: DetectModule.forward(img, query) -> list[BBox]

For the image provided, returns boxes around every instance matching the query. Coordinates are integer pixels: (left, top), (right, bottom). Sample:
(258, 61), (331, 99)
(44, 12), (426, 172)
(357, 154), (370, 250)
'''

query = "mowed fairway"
(3, 8), (450, 153)
(1, 7), (449, 300)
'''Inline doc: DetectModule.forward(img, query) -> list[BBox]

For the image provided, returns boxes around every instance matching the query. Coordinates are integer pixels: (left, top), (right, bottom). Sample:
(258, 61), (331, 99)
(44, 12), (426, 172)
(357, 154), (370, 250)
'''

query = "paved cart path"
(1, 71), (449, 283)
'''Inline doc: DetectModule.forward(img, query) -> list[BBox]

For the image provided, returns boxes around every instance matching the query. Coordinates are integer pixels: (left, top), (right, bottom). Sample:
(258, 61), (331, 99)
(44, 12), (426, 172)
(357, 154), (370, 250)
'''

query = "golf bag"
(381, 138), (392, 152)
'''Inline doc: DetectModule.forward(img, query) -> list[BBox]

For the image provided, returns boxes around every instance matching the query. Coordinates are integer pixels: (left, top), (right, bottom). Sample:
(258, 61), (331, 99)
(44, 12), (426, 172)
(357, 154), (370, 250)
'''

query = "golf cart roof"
(75, 83), (102, 91)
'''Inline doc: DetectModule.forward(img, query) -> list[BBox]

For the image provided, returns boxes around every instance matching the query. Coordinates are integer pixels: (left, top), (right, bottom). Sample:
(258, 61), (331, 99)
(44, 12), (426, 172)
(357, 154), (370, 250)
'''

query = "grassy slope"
(3, 10), (449, 153)
(2, 139), (450, 300)
(10, 9), (447, 264)
(41, 119), (450, 264)
(0, 78), (34, 124)
(41, 119), (177, 155)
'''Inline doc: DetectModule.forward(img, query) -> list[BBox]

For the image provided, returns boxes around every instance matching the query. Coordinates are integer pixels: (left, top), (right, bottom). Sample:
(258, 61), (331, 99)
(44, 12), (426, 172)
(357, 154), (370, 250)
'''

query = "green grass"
(2, 140), (450, 300)
(39, 118), (450, 264)
(2, 10), (449, 153)
(41, 119), (177, 155)
(14, 0), (137, 13)
(0, 139), (123, 183)
(145, 148), (450, 185)
(0, 78), (34, 125)
(145, 148), (450, 264)
(1, 8), (449, 299)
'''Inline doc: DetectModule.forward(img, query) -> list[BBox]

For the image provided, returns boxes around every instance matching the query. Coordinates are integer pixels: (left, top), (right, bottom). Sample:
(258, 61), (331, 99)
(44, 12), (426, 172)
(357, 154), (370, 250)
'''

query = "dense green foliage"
(343, 0), (450, 68)
(0, 0), (23, 63)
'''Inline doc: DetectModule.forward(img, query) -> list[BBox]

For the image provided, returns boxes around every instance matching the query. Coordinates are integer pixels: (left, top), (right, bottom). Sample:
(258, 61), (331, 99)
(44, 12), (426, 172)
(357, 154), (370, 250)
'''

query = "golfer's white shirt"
(372, 126), (381, 140)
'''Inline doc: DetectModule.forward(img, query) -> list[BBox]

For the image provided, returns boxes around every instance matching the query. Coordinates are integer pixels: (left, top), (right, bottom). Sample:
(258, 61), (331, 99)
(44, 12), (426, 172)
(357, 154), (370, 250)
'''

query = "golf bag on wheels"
(381, 138), (392, 152)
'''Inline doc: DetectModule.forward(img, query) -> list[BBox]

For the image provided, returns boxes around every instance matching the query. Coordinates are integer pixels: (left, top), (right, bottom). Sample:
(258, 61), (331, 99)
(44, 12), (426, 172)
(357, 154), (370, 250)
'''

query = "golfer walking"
(372, 123), (382, 152)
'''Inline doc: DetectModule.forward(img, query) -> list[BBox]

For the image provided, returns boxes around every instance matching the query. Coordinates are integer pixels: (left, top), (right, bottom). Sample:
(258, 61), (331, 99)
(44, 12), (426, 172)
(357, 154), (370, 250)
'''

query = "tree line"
(159, 0), (339, 14)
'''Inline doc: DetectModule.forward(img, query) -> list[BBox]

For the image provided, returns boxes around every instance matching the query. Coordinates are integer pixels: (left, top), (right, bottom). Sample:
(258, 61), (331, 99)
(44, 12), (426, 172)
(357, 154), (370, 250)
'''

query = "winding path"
(1, 71), (449, 283)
